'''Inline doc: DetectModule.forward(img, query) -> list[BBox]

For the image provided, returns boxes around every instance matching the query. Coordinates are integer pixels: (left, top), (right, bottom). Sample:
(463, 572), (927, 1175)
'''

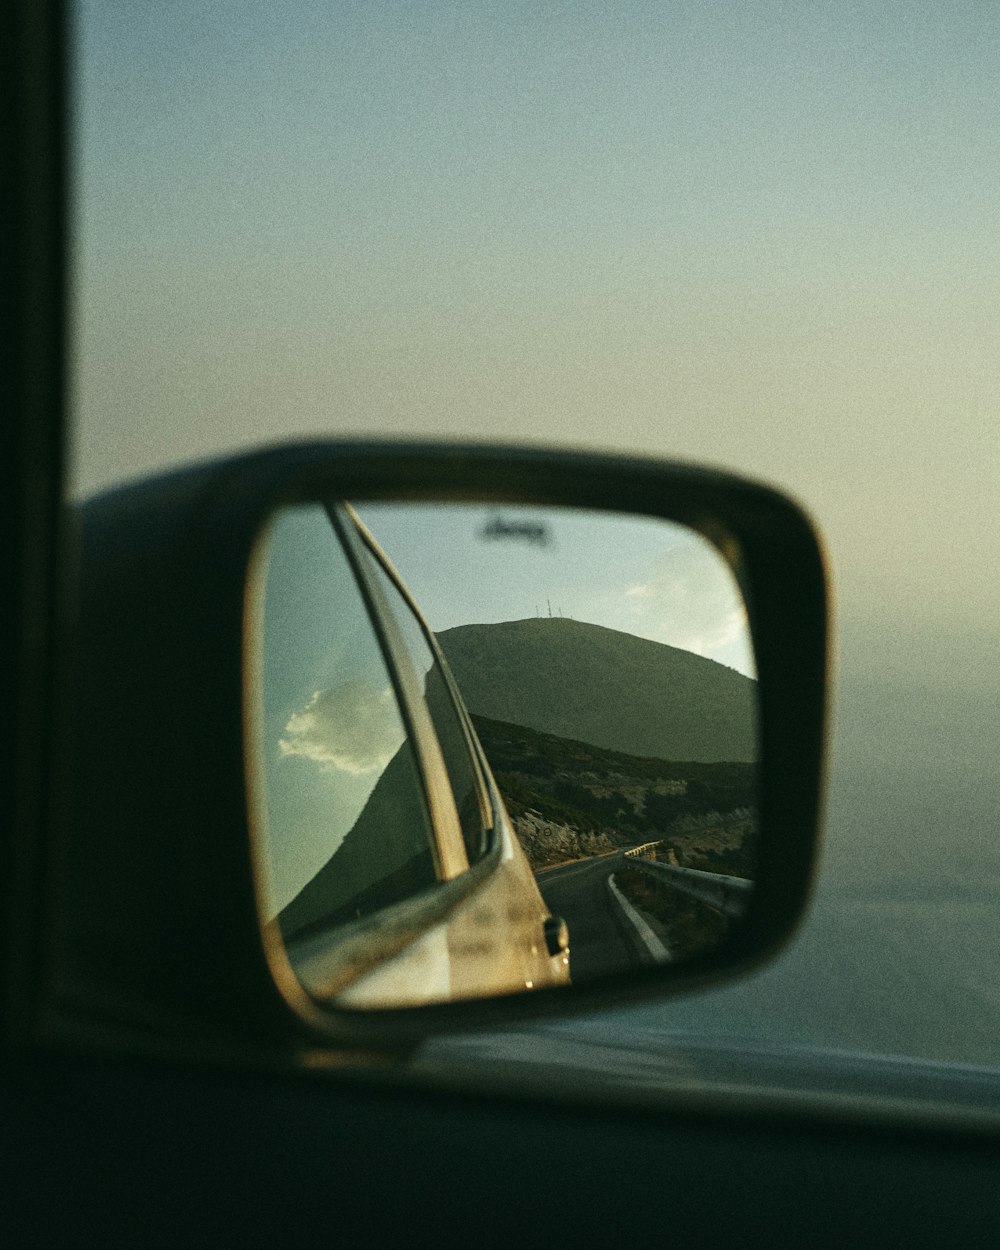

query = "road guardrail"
(622, 856), (752, 918)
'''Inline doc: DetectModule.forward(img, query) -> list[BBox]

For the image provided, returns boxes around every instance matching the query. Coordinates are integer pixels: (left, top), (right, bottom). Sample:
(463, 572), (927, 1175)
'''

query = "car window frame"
(262, 501), (518, 1005)
(332, 503), (496, 870)
(10, 8), (1000, 1240)
(2, 0), (69, 1047)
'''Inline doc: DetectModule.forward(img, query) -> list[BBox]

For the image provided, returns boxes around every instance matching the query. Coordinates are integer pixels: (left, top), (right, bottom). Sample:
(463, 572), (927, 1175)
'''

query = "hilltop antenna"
(547, 599), (552, 617)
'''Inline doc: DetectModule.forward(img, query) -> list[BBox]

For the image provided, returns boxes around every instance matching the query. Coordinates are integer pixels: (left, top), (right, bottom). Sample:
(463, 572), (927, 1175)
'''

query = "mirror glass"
(248, 501), (759, 1011)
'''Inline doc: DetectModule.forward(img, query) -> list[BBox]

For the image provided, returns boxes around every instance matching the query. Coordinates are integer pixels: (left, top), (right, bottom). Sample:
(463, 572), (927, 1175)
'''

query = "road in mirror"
(248, 501), (759, 1011)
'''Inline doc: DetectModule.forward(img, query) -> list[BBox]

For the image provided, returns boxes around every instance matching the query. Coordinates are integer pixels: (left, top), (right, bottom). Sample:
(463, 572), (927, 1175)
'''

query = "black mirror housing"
(50, 441), (828, 1061)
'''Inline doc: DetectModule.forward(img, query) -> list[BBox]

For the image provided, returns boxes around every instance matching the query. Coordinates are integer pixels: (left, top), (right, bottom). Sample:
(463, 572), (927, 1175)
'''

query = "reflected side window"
(257, 506), (438, 943)
(357, 545), (491, 866)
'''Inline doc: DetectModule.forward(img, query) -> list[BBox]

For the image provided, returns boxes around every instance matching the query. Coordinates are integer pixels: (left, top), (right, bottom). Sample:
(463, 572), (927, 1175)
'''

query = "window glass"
(77, 1), (1000, 1075)
(257, 505), (437, 939)
(360, 548), (489, 866)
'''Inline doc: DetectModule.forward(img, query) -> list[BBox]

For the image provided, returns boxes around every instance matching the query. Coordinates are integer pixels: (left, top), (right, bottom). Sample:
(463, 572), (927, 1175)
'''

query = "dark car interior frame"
(7, 3), (1000, 1245)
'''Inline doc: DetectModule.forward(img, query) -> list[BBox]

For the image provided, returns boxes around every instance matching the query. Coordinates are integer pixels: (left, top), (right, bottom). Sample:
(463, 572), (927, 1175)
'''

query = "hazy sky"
(71, 2), (1000, 1057)
(73, 1), (999, 637)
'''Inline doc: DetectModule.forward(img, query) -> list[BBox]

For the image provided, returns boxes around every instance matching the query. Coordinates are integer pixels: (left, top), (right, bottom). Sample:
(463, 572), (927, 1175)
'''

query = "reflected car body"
(294, 783), (572, 1009)
(265, 506), (570, 1008)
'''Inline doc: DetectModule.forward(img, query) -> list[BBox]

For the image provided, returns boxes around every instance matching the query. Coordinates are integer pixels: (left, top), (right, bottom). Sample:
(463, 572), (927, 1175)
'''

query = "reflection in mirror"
(249, 501), (759, 1012)
(254, 506), (439, 940)
(357, 503), (759, 978)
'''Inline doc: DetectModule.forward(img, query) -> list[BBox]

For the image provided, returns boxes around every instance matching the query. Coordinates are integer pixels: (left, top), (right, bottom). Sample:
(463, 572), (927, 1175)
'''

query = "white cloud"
(278, 681), (406, 775)
(625, 541), (750, 661)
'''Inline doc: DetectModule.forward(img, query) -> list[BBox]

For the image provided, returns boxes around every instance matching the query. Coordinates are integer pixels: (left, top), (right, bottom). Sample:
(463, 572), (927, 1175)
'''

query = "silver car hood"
(413, 1019), (1000, 1134)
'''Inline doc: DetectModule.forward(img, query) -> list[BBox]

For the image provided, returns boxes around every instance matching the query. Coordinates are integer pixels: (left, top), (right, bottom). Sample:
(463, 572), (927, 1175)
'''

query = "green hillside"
(473, 713), (759, 877)
(278, 744), (437, 943)
(438, 617), (757, 763)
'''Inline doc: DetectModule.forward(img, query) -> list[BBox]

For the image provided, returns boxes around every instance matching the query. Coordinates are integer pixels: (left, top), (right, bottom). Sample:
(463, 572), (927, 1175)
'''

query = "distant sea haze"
(608, 752), (1000, 1069)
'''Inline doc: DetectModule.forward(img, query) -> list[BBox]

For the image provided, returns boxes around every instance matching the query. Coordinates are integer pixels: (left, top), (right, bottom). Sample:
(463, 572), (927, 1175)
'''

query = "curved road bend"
(536, 855), (642, 981)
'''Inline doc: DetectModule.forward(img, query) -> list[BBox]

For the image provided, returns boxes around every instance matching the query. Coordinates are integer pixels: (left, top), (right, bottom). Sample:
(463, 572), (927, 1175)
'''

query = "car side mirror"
(252, 499), (760, 1010)
(57, 442), (827, 1055)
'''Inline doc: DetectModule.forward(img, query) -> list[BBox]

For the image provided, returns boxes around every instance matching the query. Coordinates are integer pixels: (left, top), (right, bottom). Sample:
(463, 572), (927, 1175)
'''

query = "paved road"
(536, 855), (642, 981)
